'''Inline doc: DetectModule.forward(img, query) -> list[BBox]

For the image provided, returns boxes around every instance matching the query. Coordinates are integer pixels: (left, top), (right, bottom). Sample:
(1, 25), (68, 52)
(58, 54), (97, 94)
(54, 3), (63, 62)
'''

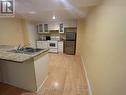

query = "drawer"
(58, 45), (63, 48)
(58, 43), (63, 45)
(48, 49), (58, 53)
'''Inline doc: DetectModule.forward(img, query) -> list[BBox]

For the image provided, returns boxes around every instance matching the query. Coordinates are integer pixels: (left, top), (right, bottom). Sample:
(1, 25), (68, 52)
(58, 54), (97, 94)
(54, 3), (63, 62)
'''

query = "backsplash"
(38, 31), (65, 41)
(38, 27), (77, 41)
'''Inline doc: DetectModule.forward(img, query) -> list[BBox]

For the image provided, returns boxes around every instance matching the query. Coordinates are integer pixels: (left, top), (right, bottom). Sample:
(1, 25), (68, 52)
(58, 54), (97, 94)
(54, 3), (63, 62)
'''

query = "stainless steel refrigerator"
(65, 32), (76, 55)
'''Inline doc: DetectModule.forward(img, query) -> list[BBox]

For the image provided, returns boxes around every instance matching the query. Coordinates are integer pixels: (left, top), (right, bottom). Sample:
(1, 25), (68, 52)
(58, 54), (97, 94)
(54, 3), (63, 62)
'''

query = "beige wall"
(77, 0), (126, 95)
(21, 19), (29, 46)
(25, 21), (38, 48)
(0, 18), (25, 46)
(76, 20), (85, 55)
(0, 18), (37, 46)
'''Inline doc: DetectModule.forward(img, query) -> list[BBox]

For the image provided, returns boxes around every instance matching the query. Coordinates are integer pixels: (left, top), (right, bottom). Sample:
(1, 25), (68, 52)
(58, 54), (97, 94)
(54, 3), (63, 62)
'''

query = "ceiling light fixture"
(52, 15), (56, 20)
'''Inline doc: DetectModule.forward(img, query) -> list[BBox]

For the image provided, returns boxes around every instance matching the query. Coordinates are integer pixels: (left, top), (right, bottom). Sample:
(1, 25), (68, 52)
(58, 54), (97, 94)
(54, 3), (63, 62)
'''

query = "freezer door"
(66, 32), (76, 41)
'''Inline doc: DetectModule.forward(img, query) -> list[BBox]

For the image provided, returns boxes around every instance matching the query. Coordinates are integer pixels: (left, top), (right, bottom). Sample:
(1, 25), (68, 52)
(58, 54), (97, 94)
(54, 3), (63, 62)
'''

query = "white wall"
(0, 18), (25, 46)
(25, 21), (39, 48)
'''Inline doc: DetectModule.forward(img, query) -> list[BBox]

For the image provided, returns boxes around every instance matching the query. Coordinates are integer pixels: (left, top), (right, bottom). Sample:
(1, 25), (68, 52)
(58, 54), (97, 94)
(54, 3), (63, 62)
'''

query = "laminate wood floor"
(0, 82), (29, 95)
(0, 54), (88, 95)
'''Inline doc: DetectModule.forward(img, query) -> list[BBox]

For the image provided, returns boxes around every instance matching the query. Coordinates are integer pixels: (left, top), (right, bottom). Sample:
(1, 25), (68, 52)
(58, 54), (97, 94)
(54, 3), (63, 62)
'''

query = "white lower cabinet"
(49, 48), (58, 53)
(37, 41), (64, 53)
(37, 41), (42, 48)
(0, 59), (37, 91)
(58, 41), (64, 53)
(0, 52), (49, 92)
(34, 53), (48, 91)
(37, 41), (49, 49)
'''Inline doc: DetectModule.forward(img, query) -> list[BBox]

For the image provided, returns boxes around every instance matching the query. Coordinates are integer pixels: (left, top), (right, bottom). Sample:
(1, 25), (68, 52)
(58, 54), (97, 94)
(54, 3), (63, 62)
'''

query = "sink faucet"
(17, 44), (21, 52)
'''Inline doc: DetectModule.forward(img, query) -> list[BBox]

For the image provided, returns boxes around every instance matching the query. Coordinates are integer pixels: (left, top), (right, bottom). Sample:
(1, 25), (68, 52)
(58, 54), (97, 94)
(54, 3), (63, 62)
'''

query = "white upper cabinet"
(37, 20), (77, 34)
(48, 22), (59, 30)
(37, 24), (49, 33)
(37, 24), (43, 33)
(59, 23), (64, 33)
(43, 24), (49, 33)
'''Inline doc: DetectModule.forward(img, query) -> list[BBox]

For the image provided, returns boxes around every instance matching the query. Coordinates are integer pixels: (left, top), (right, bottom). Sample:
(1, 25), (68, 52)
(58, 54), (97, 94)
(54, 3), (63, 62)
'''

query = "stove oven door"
(49, 41), (58, 49)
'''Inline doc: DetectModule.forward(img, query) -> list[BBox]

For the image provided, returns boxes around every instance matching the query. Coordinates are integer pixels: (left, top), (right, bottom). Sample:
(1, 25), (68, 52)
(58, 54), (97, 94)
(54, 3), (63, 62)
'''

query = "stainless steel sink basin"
(21, 47), (44, 52)
(8, 47), (44, 54)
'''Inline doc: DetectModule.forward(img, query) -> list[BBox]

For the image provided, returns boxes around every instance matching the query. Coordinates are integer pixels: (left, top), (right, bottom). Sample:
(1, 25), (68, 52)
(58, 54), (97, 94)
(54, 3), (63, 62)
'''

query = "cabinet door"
(44, 24), (49, 33)
(49, 22), (59, 30)
(59, 23), (64, 33)
(34, 53), (48, 89)
(41, 41), (49, 49)
(58, 41), (64, 53)
(38, 24), (43, 33)
(37, 41), (43, 48)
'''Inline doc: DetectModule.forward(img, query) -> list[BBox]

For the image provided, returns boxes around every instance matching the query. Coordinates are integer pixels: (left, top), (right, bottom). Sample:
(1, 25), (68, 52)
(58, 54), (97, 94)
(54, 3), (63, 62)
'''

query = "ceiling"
(15, 0), (99, 22)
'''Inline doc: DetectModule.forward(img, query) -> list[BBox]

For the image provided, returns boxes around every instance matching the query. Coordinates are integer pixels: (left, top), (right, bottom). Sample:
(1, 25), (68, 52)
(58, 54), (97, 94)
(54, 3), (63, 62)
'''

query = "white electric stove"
(48, 36), (60, 53)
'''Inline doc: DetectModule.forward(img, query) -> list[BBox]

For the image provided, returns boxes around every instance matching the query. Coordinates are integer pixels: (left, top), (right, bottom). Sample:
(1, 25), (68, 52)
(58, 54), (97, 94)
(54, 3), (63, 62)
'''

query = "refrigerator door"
(66, 32), (76, 41)
(65, 41), (76, 55)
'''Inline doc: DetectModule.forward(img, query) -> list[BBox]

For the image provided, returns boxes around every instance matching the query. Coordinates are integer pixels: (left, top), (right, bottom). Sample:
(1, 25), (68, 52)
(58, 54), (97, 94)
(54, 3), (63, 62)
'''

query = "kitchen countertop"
(0, 45), (48, 63)
(37, 40), (65, 42)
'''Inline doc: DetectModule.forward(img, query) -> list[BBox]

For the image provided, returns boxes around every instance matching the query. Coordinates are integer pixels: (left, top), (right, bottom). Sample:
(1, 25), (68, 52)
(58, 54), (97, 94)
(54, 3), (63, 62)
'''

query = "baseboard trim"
(36, 75), (48, 92)
(81, 56), (92, 95)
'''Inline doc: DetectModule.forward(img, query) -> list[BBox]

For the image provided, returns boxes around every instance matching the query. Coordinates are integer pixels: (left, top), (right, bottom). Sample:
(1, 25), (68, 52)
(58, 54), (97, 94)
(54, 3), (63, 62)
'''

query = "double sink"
(8, 47), (44, 55)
